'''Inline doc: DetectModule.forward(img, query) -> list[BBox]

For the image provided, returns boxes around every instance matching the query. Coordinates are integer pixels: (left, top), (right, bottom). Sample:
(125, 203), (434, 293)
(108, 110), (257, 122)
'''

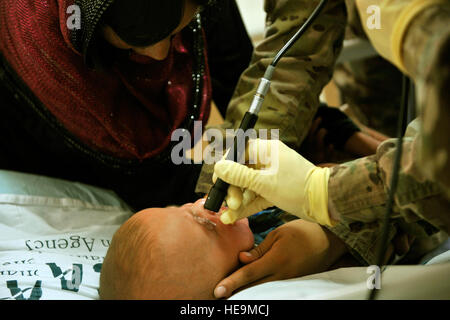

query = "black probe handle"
(204, 112), (258, 212)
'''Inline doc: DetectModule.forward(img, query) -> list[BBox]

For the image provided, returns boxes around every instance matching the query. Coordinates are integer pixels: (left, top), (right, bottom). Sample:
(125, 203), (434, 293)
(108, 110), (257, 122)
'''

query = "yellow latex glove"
(213, 139), (337, 226)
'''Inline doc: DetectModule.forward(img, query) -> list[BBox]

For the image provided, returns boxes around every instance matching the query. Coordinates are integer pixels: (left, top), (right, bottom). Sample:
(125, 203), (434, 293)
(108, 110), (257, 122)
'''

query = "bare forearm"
(293, 220), (348, 273)
(344, 131), (381, 157)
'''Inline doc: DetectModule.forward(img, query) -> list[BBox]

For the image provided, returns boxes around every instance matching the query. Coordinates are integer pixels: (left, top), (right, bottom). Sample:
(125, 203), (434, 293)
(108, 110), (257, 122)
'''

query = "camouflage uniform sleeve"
(195, 0), (347, 194)
(357, 0), (450, 195)
(224, 0), (347, 148)
(326, 1), (450, 265)
(402, 4), (450, 198)
(327, 119), (450, 265)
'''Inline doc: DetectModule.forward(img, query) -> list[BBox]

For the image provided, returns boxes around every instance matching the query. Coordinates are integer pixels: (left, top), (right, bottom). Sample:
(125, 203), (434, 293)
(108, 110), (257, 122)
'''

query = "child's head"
(99, 199), (254, 299)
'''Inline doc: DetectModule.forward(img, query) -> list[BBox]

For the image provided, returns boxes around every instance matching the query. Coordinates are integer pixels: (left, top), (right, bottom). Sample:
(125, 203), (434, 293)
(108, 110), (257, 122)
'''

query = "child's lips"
(197, 198), (225, 215)
(195, 197), (249, 228)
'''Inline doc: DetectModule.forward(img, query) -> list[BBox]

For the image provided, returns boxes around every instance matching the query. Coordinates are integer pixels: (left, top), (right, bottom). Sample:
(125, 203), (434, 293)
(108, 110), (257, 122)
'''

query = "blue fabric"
(248, 208), (287, 245)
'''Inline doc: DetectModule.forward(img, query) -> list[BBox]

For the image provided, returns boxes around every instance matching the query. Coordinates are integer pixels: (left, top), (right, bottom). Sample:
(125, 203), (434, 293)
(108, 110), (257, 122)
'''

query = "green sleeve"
(327, 119), (450, 264)
(223, 0), (347, 149)
(196, 0), (347, 194)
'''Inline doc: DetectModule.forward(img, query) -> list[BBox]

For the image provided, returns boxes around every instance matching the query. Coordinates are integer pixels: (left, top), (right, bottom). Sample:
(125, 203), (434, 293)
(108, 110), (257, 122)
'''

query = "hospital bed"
(0, 170), (449, 300)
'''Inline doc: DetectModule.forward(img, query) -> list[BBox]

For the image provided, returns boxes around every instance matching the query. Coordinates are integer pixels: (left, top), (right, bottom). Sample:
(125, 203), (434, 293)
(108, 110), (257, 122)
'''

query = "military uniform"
(333, 59), (402, 138)
(333, 0), (403, 138)
(197, 0), (450, 266)
(327, 0), (450, 265)
(196, 0), (348, 193)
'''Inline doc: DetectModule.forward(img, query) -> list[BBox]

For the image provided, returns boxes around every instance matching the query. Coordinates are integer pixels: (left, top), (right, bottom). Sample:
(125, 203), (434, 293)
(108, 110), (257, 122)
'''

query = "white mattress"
(0, 170), (448, 300)
(230, 253), (450, 300)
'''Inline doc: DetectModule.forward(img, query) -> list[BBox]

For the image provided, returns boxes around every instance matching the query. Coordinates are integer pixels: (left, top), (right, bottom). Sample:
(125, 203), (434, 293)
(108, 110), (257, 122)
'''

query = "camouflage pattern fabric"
(328, 2), (450, 265)
(333, 0), (403, 138)
(196, 0), (347, 194)
(197, 0), (450, 266)
(224, 0), (347, 148)
(403, 4), (450, 198)
(333, 57), (402, 138)
(328, 119), (450, 265)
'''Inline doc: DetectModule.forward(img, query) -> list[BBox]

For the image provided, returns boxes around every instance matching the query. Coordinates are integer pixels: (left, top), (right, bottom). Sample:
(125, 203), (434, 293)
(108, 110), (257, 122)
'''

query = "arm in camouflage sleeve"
(356, 0), (450, 195)
(195, 0), (347, 194)
(406, 5), (450, 198)
(223, 0), (347, 148)
(327, 2), (450, 265)
(327, 120), (450, 265)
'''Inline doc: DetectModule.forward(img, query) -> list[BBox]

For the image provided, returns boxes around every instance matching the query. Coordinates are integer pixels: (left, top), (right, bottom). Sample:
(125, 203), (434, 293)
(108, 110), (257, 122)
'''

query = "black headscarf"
(104, 0), (185, 47)
(72, 0), (215, 66)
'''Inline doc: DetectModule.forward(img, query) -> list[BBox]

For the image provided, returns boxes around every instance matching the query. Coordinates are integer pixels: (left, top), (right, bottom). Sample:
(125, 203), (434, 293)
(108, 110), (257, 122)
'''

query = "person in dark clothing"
(0, 0), (253, 211)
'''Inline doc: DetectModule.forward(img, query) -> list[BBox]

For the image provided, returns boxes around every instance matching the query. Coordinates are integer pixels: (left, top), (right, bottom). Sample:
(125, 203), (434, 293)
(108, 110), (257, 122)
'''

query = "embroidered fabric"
(0, 0), (211, 160)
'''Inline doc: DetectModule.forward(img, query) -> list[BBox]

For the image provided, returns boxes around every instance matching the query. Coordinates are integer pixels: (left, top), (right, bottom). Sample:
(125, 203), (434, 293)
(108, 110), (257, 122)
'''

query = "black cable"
(204, 0), (329, 212)
(271, 0), (328, 67)
(368, 75), (410, 300)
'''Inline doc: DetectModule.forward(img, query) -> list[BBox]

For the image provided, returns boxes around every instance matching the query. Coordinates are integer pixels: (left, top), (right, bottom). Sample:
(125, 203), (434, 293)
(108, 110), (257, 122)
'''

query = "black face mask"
(103, 0), (185, 48)
(73, 0), (215, 68)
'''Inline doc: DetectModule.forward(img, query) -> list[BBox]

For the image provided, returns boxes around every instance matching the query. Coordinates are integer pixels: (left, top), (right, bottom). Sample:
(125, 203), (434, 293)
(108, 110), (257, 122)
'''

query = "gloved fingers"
(242, 189), (256, 206)
(220, 197), (272, 225)
(213, 139), (277, 188)
(213, 158), (257, 185)
(225, 185), (243, 210)
(246, 139), (276, 169)
(219, 208), (243, 225)
(214, 159), (262, 193)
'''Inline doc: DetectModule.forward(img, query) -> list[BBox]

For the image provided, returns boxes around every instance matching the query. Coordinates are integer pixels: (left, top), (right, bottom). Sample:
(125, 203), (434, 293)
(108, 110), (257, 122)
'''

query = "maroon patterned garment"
(0, 0), (212, 160)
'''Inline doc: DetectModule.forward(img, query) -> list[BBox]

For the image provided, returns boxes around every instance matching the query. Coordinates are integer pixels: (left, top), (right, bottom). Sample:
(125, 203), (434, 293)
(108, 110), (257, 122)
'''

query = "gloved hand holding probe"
(213, 139), (339, 227)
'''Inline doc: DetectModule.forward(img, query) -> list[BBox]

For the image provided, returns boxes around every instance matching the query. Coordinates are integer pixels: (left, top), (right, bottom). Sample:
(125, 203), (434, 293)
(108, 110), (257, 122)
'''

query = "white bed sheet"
(0, 171), (132, 300)
(230, 256), (450, 300)
(0, 170), (449, 300)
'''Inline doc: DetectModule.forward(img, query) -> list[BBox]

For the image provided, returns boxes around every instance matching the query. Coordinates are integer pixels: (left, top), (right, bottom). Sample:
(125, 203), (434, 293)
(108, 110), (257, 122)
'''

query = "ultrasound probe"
(204, 0), (329, 212)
